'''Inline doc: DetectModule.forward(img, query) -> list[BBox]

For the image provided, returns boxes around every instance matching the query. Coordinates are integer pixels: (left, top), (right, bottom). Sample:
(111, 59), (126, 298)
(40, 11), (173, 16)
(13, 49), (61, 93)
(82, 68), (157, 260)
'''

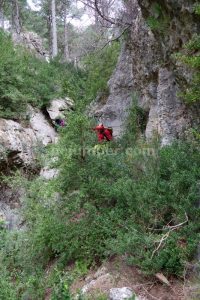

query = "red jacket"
(104, 128), (112, 141)
(93, 125), (113, 142)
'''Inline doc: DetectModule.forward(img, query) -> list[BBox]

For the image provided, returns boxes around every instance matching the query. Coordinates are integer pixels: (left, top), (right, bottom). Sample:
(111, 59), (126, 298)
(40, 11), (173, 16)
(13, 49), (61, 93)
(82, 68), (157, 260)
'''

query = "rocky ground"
(57, 257), (200, 300)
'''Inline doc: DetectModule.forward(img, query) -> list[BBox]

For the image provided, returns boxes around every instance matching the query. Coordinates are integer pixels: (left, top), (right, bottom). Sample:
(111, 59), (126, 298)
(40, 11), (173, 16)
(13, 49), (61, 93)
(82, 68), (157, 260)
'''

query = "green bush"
(175, 5), (200, 103)
(0, 30), (64, 119)
(11, 111), (200, 278)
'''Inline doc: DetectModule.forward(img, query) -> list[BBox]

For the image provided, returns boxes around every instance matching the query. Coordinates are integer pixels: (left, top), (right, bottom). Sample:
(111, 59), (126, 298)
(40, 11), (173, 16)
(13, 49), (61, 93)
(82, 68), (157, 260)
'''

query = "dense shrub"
(175, 6), (200, 103)
(6, 113), (199, 281)
(0, 30), (63, 119)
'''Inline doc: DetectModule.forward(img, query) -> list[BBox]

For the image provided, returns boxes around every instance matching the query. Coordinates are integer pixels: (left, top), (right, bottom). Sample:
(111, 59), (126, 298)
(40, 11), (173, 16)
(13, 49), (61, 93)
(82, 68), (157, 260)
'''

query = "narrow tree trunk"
(63, 5), (70, 62)
(51, 0), (58, 57)
(0, 0), (4, 29)
(11, 0), (21, 35)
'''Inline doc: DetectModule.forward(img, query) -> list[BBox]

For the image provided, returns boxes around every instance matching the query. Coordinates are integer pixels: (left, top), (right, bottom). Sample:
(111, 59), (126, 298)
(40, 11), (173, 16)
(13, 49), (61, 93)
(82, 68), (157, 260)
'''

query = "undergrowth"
(0, 104), (200, 298)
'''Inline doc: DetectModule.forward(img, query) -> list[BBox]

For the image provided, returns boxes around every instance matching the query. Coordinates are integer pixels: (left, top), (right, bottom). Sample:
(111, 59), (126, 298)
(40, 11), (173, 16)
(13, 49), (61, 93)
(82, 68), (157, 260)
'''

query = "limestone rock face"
(47, 98), (74, 121)
(0, 109), (57, 168)
(90, 0), (200, 144)
(89, 45), (134, 137)
(0, 97), (74, 169)
(0, 118), (37, 167)
(28, 106), (57, 146)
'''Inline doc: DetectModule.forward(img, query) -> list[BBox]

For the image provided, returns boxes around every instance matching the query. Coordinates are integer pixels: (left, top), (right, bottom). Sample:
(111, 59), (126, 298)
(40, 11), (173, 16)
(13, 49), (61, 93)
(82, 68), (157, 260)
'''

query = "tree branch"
(150, 212), (189, 259)
(99, 25), (130, 51)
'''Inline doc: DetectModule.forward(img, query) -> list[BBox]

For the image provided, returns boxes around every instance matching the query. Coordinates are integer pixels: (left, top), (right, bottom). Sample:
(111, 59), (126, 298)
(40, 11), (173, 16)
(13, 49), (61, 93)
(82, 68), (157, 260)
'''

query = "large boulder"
(28, 106), (57, 146)
(0, 118), (37, 167)
(47, 98), (74, 121)
(0, 107), (57, 168)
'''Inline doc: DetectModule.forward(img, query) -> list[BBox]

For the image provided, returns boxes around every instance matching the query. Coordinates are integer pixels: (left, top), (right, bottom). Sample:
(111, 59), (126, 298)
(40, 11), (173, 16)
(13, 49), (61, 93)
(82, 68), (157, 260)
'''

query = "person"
(54, 118), (65, 131)
(93, 123), (113, 142)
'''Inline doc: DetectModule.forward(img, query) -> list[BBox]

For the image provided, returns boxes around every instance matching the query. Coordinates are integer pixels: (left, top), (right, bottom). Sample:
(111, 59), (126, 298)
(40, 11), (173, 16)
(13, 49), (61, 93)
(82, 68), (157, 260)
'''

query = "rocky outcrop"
(12, 31), (49, 60)
(89, 44), (134, 137)
(28, 106), (57, 146)
(0, 118), (38, 168)
(0, 98), (74, 170)
(47, 98), (74, 121)
(91, 0), (200, 144)
(0, 98), (73, 228)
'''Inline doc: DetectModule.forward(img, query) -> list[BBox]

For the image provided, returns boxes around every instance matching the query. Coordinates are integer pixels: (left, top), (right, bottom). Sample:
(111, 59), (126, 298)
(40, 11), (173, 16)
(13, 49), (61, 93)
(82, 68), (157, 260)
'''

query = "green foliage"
(0, 107), (200, 298)
(0, 26), (199, 297)
(61, 42), (120, 110)
(5, 110), (199, 284)
(0, 30), (64, 119)
(146, 2), (170, 33)
(81, 42), (120, 105)
(175, 4), (200, 103)
(0, 267), (17, 300)
(194, 3), (200, 15)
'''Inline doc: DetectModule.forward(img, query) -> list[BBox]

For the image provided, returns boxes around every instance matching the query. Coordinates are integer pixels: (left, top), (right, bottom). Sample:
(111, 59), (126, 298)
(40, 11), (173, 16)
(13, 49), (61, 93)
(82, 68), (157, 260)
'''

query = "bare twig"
(151, 231), (171, 259)
(164, 212), (188, 230)
(99, 25), (130, 50)
(150, 212), (189, 259)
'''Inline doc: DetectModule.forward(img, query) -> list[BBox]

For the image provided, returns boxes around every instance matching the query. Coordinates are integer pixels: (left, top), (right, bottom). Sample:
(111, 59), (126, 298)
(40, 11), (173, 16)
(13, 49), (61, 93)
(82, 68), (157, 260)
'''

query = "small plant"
(175, 5), (200, 104)
(146, 2), (170, 33)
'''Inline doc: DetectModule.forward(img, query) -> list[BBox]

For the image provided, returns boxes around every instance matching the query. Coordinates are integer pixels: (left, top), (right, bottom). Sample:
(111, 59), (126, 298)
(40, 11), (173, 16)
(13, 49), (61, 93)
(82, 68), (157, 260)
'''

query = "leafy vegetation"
(62, 41), (120, 108)
(0, 4), (199, 298)
(175, 6), (200, 103)
(146, 2), (170, 33)
(0, 28), (119, 120)
(0, 30), (63, 119)
(1, 104), (200, 298)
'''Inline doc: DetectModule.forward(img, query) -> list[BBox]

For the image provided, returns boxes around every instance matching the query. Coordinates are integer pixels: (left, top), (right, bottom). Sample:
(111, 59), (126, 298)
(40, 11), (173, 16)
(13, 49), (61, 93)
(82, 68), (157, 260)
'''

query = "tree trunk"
(63, 5), (70, 62)
(0, 0), (4, 29)
(11, 0), (21, 35)
(51, 0), (58, 57)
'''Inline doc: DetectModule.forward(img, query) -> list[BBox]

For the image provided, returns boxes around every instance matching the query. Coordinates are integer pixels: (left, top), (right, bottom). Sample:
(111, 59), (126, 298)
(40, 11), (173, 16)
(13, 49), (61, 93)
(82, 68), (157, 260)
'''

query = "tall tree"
(11, 0), (21, 35)
(51, 0), (58, 57)
(63, 3), (70, 62)
(0, 0), (5, 29)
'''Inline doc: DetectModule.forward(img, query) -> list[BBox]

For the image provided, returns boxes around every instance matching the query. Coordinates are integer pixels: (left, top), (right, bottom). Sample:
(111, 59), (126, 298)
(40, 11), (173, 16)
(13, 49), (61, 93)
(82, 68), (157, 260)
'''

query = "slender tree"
(63, 3), (70, 62)
(0, 0), (5, 29)
(11, 0), (21, 35)
(51, 0), (58, 57)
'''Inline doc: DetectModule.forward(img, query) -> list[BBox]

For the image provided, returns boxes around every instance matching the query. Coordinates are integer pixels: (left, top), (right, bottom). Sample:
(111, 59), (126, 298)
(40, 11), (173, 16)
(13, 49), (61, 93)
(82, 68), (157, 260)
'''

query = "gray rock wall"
(91, 0), (200, 144)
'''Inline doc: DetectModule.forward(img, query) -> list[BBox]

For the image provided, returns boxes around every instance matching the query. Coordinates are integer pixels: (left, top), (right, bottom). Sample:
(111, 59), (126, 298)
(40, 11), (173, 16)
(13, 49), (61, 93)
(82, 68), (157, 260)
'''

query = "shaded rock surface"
(90, 0), (200, 144)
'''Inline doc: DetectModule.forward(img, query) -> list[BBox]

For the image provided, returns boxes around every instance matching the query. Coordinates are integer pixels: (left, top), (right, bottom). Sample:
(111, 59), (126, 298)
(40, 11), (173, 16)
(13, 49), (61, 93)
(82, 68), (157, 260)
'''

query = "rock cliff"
(92, 0), (200, 144)
(0, 98), (73, 229)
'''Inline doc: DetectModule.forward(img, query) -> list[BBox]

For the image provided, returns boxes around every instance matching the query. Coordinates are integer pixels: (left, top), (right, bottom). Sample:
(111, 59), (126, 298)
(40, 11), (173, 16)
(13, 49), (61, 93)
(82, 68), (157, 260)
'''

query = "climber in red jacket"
(93, 123), (113, 142)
